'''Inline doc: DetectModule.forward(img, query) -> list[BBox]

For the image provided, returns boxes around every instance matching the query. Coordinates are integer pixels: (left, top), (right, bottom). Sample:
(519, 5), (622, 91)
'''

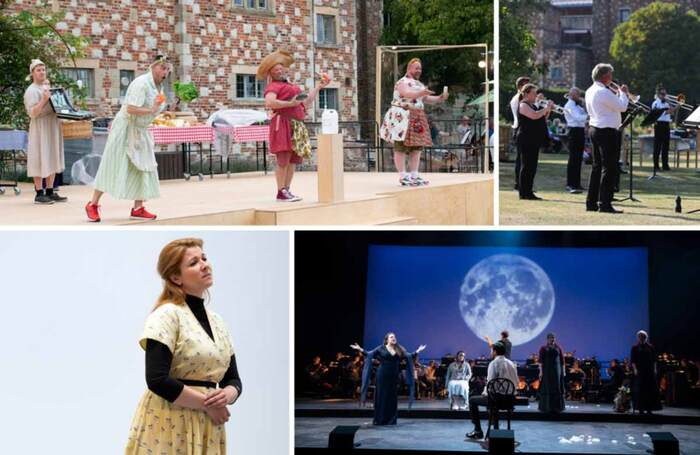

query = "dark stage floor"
(297, 398), (700, 417)
(295, 417), (700, 454)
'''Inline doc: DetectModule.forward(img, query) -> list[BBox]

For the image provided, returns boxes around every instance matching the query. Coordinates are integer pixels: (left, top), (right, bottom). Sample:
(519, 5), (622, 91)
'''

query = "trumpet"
(667, 94), (694, 112)
(535, 98), (571, 116)
(607, 81), (651, 113)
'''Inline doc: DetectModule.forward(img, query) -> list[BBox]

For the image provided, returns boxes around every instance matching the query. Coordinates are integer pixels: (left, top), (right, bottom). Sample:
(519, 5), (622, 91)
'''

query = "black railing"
(169, 118), (492, 177)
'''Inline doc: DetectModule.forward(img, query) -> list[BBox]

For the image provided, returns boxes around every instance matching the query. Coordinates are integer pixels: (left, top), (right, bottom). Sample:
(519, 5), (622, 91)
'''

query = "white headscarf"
(27, 59), (46, 81)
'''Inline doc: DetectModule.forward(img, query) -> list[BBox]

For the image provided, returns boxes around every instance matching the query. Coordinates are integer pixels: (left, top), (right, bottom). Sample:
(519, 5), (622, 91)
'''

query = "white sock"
(410, 171), (419, 179)
(400, 172), (410, 179)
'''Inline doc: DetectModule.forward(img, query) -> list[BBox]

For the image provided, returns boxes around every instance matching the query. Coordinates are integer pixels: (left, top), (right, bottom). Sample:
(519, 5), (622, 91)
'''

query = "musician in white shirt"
(511, 76), (530, 190)
(584, 63), (629, 214)
(466, 341), (518, 440)
(564, 87), (588, 193)
(651, 86), (676, 171)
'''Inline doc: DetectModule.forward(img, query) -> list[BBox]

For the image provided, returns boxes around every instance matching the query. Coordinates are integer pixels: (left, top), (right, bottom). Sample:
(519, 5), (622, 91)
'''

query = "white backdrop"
(0, 230), (289, 454)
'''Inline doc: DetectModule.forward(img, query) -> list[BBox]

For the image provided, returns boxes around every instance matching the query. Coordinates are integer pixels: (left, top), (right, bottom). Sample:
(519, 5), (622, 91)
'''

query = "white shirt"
(564, 99), (588, 128)
(651, 97), (672, 122)
(457, 124), (472, 144)
(483, 355), (519, 395)
(585, 81), (629, 129)
(510, 93), (520, 129)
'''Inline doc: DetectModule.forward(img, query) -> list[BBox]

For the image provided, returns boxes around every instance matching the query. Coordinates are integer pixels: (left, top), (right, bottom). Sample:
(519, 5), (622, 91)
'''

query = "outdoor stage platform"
(296, 399), (700, 454)
(0, 171), (493, 225)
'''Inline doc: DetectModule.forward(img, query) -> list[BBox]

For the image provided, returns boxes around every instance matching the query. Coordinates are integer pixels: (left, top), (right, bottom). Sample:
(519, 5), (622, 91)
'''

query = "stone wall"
(11, 0), (364, 123)
(542, 46), (593, 90)
(355, 0), (382, 138)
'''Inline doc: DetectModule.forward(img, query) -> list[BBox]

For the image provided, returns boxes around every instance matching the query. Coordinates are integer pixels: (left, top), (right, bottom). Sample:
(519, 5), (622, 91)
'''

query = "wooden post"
(317, 133), (344, 202)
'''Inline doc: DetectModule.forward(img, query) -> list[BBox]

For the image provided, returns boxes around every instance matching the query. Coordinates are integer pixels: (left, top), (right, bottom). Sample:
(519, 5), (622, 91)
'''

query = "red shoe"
(85, 202), (101, 222)
(130, 206), (157, 220)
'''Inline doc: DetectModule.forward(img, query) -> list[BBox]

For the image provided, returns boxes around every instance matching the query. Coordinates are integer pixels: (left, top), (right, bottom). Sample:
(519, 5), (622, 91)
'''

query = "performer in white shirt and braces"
(510, 76), (531, 190)
(465, 341), (518, 440)
(563, 87), (588, 193)
(584, 64), (628, 214)
(651, 86), (676, 172)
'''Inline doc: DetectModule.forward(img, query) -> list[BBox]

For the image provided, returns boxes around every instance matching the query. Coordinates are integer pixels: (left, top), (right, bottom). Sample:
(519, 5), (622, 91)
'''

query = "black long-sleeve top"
(145, 294), (242, 403)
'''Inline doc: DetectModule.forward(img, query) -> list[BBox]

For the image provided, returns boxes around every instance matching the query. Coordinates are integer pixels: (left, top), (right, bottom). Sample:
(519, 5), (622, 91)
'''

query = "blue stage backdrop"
(363, 245), (649, 361)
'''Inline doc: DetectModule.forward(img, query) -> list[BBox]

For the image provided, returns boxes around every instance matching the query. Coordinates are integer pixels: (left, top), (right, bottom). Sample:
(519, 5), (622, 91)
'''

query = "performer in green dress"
(85, 55), (171, 222)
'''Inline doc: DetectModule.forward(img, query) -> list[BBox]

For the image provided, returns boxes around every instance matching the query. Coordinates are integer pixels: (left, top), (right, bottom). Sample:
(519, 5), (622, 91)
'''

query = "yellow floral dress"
(125, 302), (235, 455)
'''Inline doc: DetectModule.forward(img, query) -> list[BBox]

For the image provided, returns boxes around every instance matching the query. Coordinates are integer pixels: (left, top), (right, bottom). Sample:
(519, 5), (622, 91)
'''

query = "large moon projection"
(459, 254), (555, 346)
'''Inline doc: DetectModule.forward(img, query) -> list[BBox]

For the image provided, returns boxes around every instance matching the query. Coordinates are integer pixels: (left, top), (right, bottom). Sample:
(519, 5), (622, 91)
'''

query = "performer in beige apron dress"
(23, 59), (66, 204)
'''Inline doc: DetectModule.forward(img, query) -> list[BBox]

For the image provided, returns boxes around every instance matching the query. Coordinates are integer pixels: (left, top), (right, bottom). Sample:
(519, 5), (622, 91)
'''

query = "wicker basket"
(62, 120), (93, 140)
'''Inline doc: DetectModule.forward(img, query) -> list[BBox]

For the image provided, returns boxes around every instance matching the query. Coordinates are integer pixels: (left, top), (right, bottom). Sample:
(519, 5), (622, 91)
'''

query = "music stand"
(682, 106), (700, 213)
(617, 106), (645, 202)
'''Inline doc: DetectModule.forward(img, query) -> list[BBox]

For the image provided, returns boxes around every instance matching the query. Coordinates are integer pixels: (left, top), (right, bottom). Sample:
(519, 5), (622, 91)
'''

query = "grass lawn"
(499, 152), (700, 225)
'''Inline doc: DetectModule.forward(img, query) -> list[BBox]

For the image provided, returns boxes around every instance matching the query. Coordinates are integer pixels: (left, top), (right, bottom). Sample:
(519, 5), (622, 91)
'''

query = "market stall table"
(149, 125), (216, 180)
(0, 130), (28, 195)
(215, 124), (269, 175)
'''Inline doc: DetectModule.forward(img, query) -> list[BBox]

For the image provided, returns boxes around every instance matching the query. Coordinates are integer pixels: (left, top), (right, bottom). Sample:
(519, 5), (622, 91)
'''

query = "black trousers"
(469, 395), (489, 431)
(518, 140), (540, 198)
(566, 127), (585, 188)
(513, 129), (521, 188)
(614, 129), (622, 191)
(653, 121), (670, 169)
(587, 127), (618, 207)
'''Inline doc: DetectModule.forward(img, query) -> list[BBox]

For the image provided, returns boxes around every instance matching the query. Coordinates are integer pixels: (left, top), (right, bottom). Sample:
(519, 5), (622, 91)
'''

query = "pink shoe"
(276, 188), (301, 202)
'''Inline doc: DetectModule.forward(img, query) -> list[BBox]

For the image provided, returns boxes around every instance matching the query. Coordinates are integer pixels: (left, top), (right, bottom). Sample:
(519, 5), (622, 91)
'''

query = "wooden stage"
(0, 171), (493, 226)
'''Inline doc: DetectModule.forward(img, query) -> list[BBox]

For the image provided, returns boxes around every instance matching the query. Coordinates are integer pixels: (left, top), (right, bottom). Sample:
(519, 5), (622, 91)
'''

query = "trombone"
(667, 94), (694, 112)
(607, 81), (651, 113)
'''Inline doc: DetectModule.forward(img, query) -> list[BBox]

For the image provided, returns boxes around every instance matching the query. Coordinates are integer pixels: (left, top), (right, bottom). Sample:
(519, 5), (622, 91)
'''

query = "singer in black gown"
(631, 330), (661, 413)
(538, 333), (565, 413)
(353, 333), (425, 425)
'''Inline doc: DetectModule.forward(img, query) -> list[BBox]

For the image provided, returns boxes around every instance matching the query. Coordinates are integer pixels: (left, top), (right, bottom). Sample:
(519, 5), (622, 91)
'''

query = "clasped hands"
(202, 386), (239, 425)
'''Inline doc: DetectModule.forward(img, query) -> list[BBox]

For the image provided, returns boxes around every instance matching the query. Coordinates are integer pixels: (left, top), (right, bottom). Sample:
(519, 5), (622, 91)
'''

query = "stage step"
(374, 216), (417, 225)
(126, 209), (256, 225)
(254, 195), (402, 225)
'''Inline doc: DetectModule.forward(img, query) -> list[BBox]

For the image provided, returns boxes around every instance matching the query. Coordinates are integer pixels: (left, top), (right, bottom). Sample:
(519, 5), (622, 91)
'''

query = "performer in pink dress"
(257, 50), (331, 202)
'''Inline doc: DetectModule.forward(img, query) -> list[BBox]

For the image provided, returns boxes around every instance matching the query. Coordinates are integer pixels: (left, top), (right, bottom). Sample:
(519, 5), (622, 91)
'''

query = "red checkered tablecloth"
(215, 125), (269, 143)
(148, 126), (215, 145)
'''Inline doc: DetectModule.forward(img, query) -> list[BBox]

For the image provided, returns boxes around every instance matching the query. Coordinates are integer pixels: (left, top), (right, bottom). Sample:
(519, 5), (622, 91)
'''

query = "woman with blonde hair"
(380, 57), (449, 186)
(125, 238), (242, 454)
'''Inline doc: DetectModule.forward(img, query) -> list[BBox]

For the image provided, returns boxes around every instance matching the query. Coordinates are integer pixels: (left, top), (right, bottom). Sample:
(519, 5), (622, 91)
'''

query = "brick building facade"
(529, 0), (593, 91)
(531, 0), (700, 91)
(11, 0), (381, 124)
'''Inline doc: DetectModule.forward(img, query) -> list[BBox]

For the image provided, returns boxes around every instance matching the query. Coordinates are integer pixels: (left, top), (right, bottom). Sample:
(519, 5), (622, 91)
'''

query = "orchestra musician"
(584, 63), (629, 214)
(517, 83), (553, 200)
(651, 86), (676, 172)
(563, 87), (588, 193)
(511, 76), (531, 190)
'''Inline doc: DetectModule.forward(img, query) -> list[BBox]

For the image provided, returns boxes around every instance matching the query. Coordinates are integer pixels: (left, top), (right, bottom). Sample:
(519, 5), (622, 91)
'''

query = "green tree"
(610, 2), (700, 107)
(0, 1), (88, 129)
(499, 0), (542, 123)
(380, 0), (493, 113)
